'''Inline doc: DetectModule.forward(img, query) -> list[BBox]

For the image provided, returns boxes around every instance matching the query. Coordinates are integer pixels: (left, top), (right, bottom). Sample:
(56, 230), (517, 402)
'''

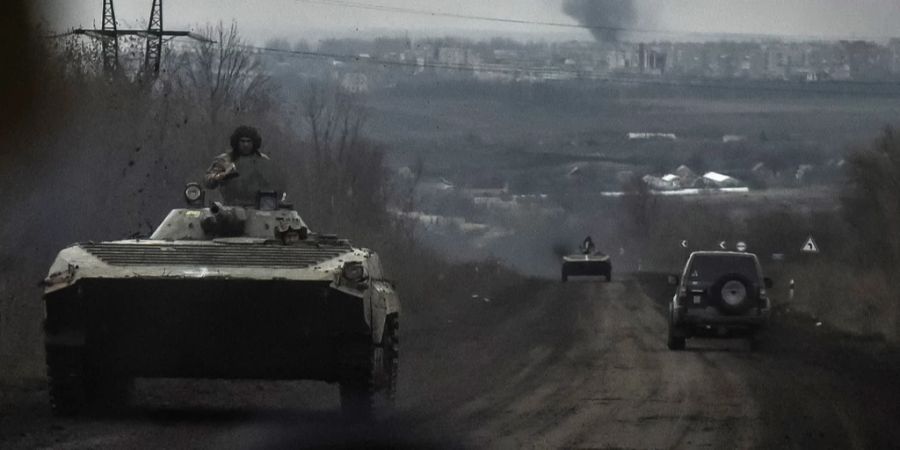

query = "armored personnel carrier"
(41, 185), (400, 418)
(561, 252), (612, 282)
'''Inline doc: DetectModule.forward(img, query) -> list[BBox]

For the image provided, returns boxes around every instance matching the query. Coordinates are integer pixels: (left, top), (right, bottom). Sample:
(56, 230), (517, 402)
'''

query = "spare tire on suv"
(709, 273), (757, 315)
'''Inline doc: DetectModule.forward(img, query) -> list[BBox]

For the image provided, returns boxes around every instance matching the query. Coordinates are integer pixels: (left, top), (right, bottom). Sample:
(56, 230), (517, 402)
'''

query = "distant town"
(260, 36), (900, 91)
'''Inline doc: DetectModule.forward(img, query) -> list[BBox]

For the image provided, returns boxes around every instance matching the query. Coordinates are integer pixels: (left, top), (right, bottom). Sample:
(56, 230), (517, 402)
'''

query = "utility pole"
(101, 0), (119, 73)
(70, 0), (206, 77)
(144, 0), (164, 75)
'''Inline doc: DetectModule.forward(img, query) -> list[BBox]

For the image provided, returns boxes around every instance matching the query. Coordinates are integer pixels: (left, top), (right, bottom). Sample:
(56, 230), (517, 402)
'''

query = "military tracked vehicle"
(41, 185), (400, 418)
(561, 253), (612, 282)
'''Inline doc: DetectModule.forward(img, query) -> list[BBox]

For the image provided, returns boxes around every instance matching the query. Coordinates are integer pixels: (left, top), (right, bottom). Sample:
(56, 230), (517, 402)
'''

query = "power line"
(300, 0), (610, 30)
(40, 32), (900, 95)
(296, 0), (795, 40)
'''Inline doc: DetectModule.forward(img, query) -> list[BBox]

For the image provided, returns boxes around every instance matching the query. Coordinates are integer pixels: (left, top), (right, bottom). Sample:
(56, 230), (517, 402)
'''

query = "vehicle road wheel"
(561, 268), (568, 283)
(605, 270), (612, 282)
(667, 307), (686, 351)
(667, 331), (686, 351)
(379, 316), (399, 409)
(339, 316), (399, 421)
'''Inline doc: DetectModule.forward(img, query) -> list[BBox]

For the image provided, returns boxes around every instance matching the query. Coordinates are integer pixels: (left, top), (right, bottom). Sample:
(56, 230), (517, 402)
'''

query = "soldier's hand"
(216, 163), (239, 181)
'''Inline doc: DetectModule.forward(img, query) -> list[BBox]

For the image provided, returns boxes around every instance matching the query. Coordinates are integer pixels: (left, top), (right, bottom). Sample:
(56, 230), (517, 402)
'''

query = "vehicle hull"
(44, 278), (368, 382)
(561, 256), (612, 281)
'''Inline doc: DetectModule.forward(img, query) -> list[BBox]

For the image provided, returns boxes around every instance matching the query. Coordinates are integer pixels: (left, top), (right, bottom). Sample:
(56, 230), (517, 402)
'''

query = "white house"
(702, 172), (742, 188)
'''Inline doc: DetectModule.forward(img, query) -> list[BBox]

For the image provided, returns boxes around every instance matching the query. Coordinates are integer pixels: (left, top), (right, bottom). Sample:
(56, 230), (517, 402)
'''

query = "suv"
(666, 251), (772, 351)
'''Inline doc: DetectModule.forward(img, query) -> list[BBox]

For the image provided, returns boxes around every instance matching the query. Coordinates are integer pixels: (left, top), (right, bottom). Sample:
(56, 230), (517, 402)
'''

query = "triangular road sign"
(802, 236), (819, 253)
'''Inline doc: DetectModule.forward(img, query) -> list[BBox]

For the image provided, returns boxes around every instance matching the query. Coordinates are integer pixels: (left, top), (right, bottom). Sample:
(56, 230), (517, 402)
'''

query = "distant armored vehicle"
(42, 186), (399, 418)
(666, 251), (772, 351)
(561, 253), (612, 282)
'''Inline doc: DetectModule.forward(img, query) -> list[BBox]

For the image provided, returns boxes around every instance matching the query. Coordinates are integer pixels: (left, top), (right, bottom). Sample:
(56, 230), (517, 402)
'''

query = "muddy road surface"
(2, 276), (899, 448)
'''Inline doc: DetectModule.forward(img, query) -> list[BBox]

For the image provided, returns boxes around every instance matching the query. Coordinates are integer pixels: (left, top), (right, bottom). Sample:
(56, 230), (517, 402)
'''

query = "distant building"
(643, 174), (679, 191)
(493, 49), (521, 62)
(638, 44), (667, 75)
(437, 47), (466, 65)
(701, 172), (742, 188)
(628, 132), (677, 141)
(473, 64), (516, 82)
(840, 40), (892, 80)
(830, 64), (852, 81)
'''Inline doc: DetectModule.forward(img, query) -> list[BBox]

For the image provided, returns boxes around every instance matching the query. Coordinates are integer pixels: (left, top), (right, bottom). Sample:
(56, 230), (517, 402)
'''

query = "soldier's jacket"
(205, 151), (277, 206)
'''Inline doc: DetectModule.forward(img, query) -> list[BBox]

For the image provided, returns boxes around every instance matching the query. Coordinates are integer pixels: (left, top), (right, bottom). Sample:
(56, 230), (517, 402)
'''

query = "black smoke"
(562, 0), (637, 42)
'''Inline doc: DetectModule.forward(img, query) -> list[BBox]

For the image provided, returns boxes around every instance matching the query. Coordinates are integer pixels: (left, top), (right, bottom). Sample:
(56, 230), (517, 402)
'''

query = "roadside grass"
(781, 263), (898, 342)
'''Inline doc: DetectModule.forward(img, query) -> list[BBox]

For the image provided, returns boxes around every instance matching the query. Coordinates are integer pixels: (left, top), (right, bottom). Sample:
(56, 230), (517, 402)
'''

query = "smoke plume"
(562, 0), (637, 42)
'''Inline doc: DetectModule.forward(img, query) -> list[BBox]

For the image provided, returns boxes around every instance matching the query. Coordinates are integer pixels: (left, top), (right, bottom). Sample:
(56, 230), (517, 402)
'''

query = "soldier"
(581, 236), (596, 255)
(205, 126), (276, 206)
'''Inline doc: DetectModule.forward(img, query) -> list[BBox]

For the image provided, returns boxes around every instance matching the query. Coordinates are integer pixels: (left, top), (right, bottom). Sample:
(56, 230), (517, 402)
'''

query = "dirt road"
(2, 276), (899, 448)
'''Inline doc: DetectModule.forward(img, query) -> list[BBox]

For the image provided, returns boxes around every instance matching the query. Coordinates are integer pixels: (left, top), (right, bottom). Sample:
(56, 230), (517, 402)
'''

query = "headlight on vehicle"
(341, 261), (366, 283)
(184, 182), (205, 206)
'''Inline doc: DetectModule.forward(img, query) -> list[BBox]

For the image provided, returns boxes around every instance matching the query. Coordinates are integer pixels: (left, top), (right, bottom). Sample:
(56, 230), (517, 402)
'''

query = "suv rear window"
(687, 255), (760, 283)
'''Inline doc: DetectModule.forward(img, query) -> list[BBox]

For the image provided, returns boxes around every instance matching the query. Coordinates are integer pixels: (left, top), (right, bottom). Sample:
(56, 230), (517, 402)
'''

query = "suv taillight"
(676, 286), (688, 305)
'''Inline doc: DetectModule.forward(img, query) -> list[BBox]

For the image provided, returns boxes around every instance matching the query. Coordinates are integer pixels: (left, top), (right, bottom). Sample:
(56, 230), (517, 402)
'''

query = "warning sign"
(802, 236), (820, 253)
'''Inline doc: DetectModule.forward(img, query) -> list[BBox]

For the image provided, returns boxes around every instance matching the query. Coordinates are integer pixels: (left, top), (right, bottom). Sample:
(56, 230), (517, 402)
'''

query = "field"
(361, 80), (900, 182)
(345, 79), (897, 269)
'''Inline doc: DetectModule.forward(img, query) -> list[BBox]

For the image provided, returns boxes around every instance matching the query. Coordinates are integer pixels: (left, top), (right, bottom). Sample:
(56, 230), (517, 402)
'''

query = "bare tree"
(298, 82), (387, 232)
(264, 37), (291, 51)
(621, 173), (656, 239)
(177, 21), (271, 150)
(302, 83), (364, 180)
(843, 126), (900, 268)
(293, 39), (312, 53)
(264, 37), (292, 63)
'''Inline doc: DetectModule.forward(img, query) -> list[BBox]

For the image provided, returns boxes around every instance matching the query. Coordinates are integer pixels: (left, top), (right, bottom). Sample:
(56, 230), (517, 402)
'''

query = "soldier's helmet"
(230, 126), (262, 153)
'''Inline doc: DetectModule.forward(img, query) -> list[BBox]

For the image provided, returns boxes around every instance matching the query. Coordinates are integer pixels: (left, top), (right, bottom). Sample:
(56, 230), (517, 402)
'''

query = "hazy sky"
(33, 0), (900, 43)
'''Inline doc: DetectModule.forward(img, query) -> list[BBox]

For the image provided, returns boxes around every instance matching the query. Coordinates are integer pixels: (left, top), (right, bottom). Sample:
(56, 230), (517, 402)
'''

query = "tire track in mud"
(634, 273), (900, 449)
(399, 278), (586, 446)
(482, 281), (629, 448)
(623, 279), (764, 449)
(559, 279), (762, 449)
(431, 277), (766, 449)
